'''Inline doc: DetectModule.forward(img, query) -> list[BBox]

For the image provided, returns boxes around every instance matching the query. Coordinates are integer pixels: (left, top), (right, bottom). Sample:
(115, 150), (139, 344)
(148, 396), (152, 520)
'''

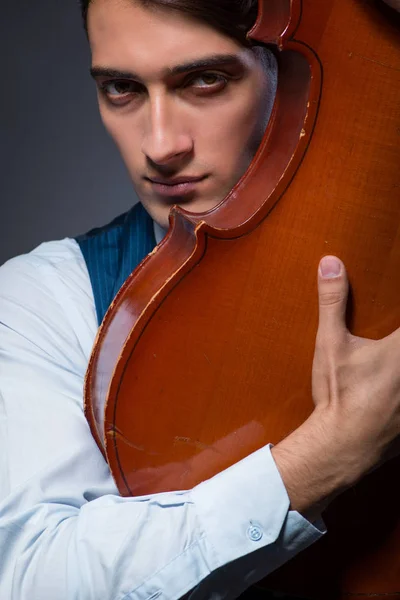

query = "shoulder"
(1, 237), (87, 282)
(0, 238), (97, 362)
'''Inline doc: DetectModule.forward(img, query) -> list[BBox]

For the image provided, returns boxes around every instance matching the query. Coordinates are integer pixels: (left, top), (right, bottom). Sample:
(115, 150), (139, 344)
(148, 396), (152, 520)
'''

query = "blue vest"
(76, 202), (156, 325)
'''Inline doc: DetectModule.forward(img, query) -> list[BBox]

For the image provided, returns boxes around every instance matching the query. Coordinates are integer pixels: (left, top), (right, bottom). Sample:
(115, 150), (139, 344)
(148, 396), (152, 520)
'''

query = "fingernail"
(320, 256), (341, 278)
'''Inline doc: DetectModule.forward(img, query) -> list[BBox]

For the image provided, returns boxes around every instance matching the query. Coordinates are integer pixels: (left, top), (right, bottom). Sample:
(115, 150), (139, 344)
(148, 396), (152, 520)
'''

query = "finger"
(317, 255), (349, 342)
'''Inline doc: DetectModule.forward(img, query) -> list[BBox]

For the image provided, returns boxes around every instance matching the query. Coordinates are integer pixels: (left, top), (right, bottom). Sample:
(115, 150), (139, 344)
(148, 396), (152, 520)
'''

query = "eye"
(99, 80), (144, 105)
(186, 72), (228, 93)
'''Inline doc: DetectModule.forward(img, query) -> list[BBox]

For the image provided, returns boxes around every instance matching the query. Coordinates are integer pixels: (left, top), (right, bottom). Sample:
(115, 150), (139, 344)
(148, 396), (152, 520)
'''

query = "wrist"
(271, 408), (362, 519)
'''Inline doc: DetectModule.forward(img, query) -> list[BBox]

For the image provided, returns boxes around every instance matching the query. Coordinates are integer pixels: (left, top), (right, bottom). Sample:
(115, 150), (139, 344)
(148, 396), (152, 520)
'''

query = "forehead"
(87, 0), (245, 75)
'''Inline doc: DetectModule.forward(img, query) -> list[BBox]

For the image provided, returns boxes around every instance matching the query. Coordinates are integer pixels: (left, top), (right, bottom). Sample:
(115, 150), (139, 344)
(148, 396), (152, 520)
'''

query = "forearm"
(0, 444), (324, 600)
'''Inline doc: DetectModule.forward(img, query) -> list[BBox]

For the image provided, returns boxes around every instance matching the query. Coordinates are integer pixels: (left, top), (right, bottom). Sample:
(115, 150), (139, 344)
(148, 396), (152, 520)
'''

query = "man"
(0, 1), (399, 599)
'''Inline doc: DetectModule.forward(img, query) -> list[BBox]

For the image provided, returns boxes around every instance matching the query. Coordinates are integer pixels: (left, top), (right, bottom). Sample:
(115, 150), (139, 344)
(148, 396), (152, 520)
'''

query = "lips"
(145, 175), (207, 197)
(146, 175), (206, 186)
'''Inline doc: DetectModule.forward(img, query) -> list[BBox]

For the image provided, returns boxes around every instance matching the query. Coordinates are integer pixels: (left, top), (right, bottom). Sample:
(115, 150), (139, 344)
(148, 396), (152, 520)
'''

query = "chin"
(181, 194), (227, 215)
(141, 186), (232, 229)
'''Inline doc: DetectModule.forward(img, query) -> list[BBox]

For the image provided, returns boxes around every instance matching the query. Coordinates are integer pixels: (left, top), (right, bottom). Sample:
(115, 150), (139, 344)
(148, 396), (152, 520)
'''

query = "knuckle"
(319, 290), (344, 307)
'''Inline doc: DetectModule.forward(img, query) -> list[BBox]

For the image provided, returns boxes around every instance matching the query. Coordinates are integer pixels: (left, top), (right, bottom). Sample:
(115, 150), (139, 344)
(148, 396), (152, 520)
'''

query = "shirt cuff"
(191, 444), (326, 575)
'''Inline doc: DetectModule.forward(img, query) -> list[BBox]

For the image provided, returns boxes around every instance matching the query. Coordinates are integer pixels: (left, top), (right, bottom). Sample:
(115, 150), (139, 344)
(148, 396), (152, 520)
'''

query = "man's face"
(88, 0), (271, 229)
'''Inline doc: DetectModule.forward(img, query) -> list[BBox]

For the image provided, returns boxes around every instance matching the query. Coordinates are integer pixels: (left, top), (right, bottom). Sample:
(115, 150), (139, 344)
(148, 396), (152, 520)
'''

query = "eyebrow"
(90, 53), (244, 80)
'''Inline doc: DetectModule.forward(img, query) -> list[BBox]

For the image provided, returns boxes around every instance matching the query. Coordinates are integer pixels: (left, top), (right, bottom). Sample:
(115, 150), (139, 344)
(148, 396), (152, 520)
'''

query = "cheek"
(198, 94), (264, 175)
(99, 105), (143, 175)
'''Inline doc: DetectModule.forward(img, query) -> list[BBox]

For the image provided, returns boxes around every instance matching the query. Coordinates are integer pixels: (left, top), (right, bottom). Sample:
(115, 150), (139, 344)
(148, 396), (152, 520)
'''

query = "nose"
(141, 94), (193, 167)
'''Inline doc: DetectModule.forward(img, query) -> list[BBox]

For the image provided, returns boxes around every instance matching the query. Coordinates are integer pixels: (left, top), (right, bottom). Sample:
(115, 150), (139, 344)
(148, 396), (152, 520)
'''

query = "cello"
(85, 0), (400, 597)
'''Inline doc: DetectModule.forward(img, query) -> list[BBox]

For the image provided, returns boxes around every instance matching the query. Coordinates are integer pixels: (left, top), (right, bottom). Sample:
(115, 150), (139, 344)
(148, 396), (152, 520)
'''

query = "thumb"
(317, 255), (349, 340)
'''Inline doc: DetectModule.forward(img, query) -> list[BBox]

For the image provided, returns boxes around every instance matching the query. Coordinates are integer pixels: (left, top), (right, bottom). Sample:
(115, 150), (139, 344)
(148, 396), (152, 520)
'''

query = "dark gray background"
(1, 1), (138, 265)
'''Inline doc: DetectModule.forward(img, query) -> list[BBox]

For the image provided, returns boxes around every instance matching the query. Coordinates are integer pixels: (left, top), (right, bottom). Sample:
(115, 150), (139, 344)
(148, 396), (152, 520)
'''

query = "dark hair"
(79, 0), (259, 46)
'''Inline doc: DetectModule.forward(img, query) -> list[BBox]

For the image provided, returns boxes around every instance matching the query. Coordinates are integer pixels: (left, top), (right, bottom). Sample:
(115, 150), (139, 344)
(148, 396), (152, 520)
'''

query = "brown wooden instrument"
(85, 0), (400, 597)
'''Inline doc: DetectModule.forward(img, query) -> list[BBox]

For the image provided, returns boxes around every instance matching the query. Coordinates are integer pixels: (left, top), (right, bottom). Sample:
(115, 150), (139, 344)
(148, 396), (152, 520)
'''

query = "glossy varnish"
(84, 0), (400, 597)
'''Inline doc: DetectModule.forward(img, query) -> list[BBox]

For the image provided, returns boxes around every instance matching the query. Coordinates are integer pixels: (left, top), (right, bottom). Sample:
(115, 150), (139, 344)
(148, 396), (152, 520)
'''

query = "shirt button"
(247, 524), (263, 542)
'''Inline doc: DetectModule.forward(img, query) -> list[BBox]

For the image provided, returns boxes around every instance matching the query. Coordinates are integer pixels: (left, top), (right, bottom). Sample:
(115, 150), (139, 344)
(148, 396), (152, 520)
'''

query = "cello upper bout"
(248, 0), (301, 47)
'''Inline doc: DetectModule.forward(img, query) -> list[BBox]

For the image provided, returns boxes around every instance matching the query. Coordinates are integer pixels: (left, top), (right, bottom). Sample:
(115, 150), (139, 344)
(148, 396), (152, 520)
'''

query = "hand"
(312, 256), (400, 472)
(272, 256), (400, 518)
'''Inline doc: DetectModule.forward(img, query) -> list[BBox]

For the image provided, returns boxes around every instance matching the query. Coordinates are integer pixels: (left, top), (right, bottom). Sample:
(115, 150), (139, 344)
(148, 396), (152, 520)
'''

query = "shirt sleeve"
(0, 239), (325, 600)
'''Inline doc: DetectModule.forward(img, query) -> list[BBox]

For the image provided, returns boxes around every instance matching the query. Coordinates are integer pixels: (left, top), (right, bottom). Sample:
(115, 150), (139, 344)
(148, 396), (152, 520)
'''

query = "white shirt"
(0, 236), (324, 600)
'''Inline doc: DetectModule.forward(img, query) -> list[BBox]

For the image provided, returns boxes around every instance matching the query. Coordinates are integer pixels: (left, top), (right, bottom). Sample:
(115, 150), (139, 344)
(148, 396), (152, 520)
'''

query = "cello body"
(85, 0), (400, 597)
